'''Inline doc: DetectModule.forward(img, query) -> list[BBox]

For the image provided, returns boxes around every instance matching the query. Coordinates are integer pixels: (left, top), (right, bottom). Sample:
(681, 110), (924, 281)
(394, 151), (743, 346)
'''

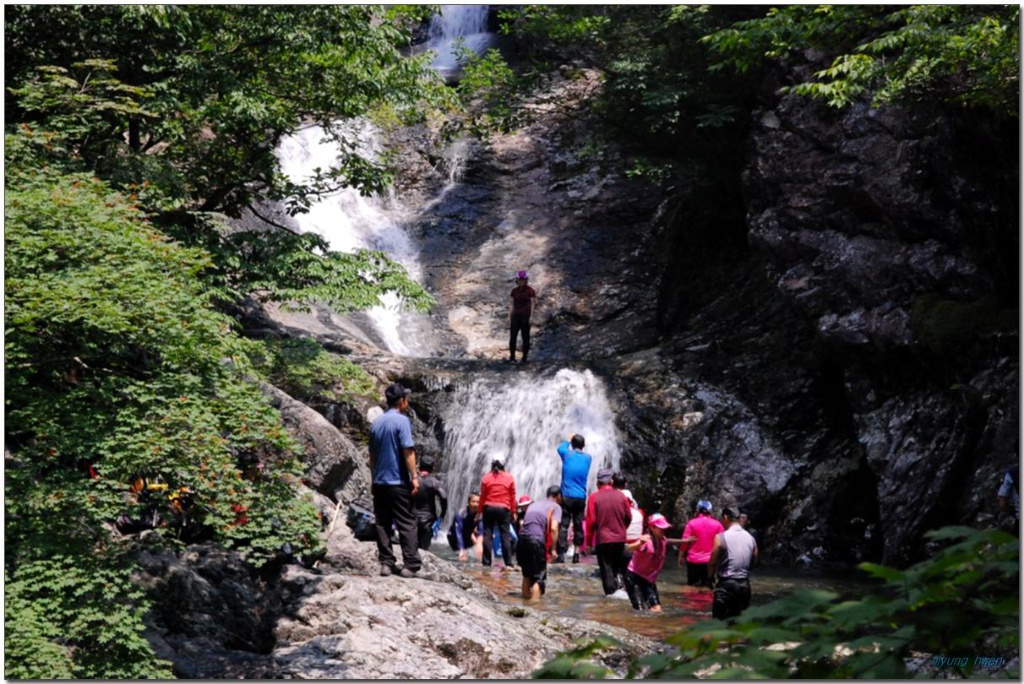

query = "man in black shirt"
(412, 455), (448, 550)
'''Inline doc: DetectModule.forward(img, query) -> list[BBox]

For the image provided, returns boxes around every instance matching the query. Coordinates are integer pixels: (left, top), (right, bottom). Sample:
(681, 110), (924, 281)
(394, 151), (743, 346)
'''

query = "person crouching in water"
(624, 513), (674, 612)
(517, 485), (563, 599)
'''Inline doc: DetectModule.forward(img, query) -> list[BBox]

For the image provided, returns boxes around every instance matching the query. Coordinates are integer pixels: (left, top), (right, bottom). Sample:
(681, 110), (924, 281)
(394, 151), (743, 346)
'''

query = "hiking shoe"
(552, 555), (565, 564)
(571, 553), (580, 564)
(508, 358), (517, 364)
(501, 565), (515, 573)
(398, 567), (418, 578)
(607, 589), (630, 600)
(380, 564), (394, 577)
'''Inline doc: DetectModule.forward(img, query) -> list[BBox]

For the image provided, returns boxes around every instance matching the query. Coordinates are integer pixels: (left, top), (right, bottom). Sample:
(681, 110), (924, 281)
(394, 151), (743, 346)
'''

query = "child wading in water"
(623, 513), (676, 612)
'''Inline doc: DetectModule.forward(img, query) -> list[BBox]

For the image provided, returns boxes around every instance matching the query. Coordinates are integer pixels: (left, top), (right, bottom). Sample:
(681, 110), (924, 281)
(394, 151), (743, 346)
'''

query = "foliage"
(222, 228), (434, 313)
(702, 5), (1020, 116)
(5, 166), (326, 677)
(533, 527), (1019, 679)
(249, 338), (377, 404)
(5, 559), (175, 679)
(455, 47), (537, 138)
(5, 5), (451, 311)
(494, 6), (763, 181)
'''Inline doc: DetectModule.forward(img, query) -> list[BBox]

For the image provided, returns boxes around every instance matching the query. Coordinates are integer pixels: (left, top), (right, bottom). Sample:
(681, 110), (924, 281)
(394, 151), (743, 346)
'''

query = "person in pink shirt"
(678, 500), (724, 588)
(623, 513), (674, 612)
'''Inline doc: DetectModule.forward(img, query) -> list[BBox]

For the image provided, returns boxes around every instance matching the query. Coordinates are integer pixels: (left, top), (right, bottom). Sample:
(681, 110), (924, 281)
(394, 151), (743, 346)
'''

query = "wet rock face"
(731, 89), (1018, 564)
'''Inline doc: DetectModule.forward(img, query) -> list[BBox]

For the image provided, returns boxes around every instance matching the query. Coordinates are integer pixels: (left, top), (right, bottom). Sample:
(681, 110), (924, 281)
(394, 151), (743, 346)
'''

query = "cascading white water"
(425, 5), (495, 79)
(275, 122), (422, 355)
(441, 368), (622, 528)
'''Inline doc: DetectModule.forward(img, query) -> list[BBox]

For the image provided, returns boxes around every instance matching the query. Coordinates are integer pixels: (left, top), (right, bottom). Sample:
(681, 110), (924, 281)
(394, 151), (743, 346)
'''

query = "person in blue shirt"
(369, 382), (421, 578)
(447, 492), (483, 560)
(554, 433), (592, 563)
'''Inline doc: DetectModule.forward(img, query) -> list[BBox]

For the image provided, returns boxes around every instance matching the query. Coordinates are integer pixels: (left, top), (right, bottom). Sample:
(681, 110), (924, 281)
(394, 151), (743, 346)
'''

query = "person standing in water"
(678, 499), (723, 588)
(517, 485), (563, 599)
(709, 506), (759, 620)
(584, 468), (632, 598)
(478, 458), (517, 571)
(554, 433), (592, 563)
(508, 270), (536, 364)
(624, 513), (675, 612)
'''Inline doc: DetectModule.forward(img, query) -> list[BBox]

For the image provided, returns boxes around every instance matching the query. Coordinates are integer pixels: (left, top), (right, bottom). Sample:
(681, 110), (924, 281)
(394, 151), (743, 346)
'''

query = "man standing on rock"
(584, 468), (632, 598)
(709, 506), (758, 620)
(412, 454), (448, 550)
(369, 382), (421, 578)
(517, 485), (563, 599)
(508, 270), (536, 364)
(554, 433), (592, 563)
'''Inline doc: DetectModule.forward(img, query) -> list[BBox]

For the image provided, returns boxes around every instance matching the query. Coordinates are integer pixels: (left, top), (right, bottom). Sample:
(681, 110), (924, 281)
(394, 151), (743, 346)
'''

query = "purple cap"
(516, 270), (528, 280)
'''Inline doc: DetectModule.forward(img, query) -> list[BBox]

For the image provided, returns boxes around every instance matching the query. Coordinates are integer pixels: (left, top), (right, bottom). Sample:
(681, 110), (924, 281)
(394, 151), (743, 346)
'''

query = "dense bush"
(4, 160), (323, 676)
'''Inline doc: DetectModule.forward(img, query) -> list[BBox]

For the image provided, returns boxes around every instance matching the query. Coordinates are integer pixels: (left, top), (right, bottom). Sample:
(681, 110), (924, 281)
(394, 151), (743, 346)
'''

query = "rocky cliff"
(139, 60), (1017, 676)
(377, 64), (1018, 568)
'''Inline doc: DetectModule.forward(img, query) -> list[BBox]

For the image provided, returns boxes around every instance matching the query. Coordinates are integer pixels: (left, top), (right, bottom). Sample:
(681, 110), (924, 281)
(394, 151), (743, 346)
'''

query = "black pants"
(557, 496), (587, 557)
(482, 505), (514, 567)
(712, 577), (751, 620)
(595, 542), (627, 595)
(416, 518), (436, 551)
(625, 570), (660, 610)
(372, 483), (421, 572)
(509, 314), (531, 360)
(686, 561), (713, 587)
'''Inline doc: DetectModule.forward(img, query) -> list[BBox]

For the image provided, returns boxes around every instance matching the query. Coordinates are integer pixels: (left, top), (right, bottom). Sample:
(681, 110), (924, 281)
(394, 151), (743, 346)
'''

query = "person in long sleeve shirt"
(479, 458), (517, 570)
(584, 468), (632, 596)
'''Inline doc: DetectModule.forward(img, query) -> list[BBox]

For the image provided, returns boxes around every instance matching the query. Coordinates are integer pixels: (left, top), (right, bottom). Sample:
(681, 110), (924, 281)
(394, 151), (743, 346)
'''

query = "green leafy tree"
(534, 527), (1019, 679)
(702, 5), (1020, 115)
(4, 160), (324, 677)
(6, 5), (450, 311)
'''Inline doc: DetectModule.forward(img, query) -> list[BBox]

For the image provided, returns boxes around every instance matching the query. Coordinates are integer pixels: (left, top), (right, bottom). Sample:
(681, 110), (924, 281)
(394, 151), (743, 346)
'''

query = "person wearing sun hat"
(507, 270), (536, 364)
(624, 512), (675, 612)
(678, 499), (724, 588)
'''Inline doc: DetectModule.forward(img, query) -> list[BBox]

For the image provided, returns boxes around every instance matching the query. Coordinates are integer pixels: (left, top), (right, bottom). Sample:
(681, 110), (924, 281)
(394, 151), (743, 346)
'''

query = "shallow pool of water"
(432, 544), (872, 641)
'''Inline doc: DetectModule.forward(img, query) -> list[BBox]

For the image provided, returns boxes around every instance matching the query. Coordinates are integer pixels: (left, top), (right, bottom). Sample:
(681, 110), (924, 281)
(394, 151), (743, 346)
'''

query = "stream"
(432, 543), (872, 641)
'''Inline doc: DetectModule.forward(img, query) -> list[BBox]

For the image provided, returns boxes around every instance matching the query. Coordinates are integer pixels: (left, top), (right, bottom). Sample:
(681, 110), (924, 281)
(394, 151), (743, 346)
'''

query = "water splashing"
(440, 368), (622, 527)
(425, 5), (495, 81)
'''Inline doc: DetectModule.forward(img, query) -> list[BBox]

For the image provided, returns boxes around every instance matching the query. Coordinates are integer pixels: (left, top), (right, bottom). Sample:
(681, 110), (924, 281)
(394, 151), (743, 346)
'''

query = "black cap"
(420, 455), (435, 470)
(384, 382), (412, 404)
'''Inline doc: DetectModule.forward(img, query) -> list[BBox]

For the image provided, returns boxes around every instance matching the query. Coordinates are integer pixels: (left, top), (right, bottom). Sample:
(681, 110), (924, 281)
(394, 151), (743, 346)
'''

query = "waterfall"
(440, 368), (622, 528)
(425, 5), (495, 81)
(274, 122), (424, 355)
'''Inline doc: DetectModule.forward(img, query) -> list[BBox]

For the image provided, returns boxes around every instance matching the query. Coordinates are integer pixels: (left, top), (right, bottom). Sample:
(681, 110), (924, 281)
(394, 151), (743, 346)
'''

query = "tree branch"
(245, 203), (303, 236)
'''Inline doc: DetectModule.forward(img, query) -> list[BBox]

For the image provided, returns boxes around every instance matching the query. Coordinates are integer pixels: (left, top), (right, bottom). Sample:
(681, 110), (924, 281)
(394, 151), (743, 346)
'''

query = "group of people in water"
(368, 380), (758, 620)
(440, 436), (758, 619)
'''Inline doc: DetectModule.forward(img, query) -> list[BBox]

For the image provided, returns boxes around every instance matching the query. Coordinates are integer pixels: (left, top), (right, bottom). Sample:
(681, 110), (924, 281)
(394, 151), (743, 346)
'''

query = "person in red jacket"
(584, 468), (632, 598)
(478, 458), (517, 570)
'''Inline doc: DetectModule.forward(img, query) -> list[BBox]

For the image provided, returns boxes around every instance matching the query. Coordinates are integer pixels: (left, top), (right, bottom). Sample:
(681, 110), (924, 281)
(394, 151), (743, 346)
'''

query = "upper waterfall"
(425, 5), (496, 82)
